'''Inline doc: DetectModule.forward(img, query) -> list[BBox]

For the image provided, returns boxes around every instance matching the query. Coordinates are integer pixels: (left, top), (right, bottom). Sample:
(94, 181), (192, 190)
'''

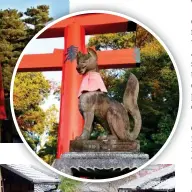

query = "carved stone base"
(70, 139), (140, 152)
(53, 152), (149, 178)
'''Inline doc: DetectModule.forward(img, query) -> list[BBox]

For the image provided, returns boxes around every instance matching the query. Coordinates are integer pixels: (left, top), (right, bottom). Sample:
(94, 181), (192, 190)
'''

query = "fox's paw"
(75, 131), (90, 140)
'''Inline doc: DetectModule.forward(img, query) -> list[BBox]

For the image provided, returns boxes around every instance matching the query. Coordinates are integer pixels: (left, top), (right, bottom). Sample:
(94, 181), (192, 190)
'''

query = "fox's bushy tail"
(123, 73), (141, 141)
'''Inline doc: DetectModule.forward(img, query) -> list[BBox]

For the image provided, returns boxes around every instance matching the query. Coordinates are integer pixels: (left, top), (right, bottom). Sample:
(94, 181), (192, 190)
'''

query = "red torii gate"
(0, 65), (7, 120)
(18, 13), (140, 158)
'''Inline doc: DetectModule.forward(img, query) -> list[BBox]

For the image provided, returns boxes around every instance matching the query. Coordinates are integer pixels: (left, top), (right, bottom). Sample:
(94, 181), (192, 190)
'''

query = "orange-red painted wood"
(18, 48), (139, 72)
(56, 23), (85, 158)
(38, 13), (136, 38)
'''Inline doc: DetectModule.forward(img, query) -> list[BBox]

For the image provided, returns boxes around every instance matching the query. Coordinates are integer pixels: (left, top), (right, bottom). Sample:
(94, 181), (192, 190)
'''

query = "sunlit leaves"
(14, 72), (50, 112)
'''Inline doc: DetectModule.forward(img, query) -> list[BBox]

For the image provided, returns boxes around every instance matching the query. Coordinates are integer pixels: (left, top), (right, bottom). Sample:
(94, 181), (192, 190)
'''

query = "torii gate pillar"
(57, 23), (85, 158)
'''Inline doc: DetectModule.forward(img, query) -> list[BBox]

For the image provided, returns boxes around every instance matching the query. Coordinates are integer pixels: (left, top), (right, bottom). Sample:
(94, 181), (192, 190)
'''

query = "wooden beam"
(98, 48), (140, 69)
(18, 49), (64, 72)
(38, 13), (136, 38)
(18, 48), (140, 72)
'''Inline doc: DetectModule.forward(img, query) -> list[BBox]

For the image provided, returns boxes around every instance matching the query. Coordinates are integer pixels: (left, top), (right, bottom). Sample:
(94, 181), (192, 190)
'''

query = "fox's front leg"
(77, 111), (94, 140)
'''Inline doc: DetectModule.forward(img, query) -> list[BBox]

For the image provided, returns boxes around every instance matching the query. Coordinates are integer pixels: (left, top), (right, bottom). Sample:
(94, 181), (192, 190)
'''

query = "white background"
(0, 0), (191, 191)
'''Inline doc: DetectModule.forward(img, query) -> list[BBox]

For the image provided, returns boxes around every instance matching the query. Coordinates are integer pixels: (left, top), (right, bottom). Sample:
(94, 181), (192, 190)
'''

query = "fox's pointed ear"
(87, 48), (97, 60)
(77, 51), (82, 58)
(76, 51), (82, 64)
(76, 51), (82, 62)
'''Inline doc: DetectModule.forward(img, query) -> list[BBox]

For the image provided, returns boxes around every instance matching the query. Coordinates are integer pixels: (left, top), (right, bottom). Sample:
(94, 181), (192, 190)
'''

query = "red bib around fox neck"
(78, 71), (108, 97)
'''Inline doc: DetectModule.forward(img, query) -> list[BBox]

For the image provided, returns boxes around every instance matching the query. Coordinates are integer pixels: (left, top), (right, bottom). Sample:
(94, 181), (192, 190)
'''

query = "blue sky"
(0, 0), (69, 18)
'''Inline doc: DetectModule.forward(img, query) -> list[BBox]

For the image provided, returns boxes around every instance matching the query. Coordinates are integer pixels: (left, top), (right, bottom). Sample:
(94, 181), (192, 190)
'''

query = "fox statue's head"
(76, 48), (98, 75)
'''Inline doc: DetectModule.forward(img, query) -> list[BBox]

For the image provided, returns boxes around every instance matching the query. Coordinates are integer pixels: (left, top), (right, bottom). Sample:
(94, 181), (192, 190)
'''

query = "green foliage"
(38, 105), (58, 165)
(0, 9), (26, 93)
(152, 114), (175, 145)
(14, 72), (50, 112)
(0, 6), (56, 157)
(14, 75), (59, 158)
(14, 72), (51, 151)
(23, 5), (53, 39)
(90, 122), (107, 139)
(22, 131), (40, 151)
(58, 177), (80, 192)
(88, 32), (136, 49)
(0, 6), (53, 95)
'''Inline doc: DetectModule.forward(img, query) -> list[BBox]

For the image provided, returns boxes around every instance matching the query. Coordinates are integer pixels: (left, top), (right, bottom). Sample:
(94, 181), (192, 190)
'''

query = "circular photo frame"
(10, 10), (181, 182)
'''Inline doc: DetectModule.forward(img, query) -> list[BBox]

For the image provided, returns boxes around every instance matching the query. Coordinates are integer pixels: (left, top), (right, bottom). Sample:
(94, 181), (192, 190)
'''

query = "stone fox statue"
(76, 48), (141, 141)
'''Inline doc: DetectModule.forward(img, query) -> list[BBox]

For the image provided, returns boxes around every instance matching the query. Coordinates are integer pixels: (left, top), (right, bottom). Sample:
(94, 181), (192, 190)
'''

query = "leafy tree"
(0, 9), (26, 93)
(22, 131), (40, 151)
(0, 5), (53, 144)
(38, 105), (58, 164)
(13, 72), (50, 149)
(89, 32), (135, 50)
(23, 5), (53, 40)
(14, 72), (50, 113)
(0, 6), (53, 94)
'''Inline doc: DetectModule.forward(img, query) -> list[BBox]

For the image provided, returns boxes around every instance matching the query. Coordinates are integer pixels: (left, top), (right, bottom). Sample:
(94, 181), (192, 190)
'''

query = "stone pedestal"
(70, 139), (140, 152)
(53, 152), (149, 178)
